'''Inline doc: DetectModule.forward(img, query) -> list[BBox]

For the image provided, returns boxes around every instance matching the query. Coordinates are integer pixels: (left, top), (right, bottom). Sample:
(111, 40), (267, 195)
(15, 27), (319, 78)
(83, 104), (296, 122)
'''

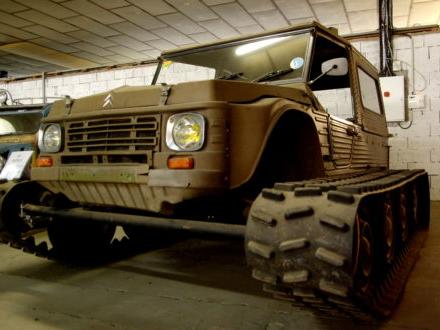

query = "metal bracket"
(159, 83), (171, 106)
(64, 95), (73, 114)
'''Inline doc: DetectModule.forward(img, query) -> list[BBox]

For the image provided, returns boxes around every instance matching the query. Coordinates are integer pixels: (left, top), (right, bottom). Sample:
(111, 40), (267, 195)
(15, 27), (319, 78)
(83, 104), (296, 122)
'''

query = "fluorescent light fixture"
(0, 42), (97, 69)
(235, 36), (288, 56)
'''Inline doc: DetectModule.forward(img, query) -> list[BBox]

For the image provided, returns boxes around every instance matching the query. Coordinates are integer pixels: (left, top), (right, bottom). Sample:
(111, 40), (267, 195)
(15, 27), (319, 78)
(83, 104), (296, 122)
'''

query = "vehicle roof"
(161, 21), (349, 58)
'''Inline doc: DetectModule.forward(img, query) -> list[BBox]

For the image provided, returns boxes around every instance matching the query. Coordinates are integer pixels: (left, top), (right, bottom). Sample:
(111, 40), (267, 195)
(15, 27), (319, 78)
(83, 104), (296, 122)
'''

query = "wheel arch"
(234, 108), (325, 193)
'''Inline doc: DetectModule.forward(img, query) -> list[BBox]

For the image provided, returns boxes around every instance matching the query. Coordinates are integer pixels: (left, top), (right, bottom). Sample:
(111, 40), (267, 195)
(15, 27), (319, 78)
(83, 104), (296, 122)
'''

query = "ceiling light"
(235, 37), (287, 56)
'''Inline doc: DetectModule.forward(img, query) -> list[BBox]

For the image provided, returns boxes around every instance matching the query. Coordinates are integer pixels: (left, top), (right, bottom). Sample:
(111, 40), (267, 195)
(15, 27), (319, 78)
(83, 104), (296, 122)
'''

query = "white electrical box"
(408, 93), (425, 109)
(379, 75), (406, 122)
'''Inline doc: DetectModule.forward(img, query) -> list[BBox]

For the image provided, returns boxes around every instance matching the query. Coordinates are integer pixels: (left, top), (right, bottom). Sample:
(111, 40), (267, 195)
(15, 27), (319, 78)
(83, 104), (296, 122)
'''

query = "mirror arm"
(308, 65), (337, 85)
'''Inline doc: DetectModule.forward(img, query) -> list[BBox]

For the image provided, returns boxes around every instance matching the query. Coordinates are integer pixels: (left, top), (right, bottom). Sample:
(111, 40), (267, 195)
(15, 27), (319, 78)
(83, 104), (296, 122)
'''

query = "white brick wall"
(353, 34), (440, 199)
(1, 33), (440, 199)
(0, 64), (158, 103)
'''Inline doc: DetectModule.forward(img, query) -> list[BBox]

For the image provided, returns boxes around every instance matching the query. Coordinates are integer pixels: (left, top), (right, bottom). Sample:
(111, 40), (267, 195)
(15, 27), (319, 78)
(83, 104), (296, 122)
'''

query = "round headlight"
(166, 113), (205, 151)
(39, 124), (62, 153)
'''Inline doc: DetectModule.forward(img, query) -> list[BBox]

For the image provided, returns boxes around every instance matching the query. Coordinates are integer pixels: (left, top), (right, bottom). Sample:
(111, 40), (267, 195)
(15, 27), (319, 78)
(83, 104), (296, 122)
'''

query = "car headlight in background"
(166, 113), (205, 151)
(38, 124), (62, 153)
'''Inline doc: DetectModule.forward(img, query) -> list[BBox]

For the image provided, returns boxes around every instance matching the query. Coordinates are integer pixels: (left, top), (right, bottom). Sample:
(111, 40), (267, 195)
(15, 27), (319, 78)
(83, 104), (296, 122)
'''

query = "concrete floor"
(0, 203), (439, 330)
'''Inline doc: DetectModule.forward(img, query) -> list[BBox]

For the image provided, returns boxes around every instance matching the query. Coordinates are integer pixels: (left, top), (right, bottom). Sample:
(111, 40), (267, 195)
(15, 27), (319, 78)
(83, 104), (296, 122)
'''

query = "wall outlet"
(408, 93), (425, 109)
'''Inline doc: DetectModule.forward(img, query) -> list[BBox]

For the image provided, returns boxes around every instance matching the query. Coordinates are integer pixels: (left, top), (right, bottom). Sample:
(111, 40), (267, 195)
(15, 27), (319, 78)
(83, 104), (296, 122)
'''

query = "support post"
(42, 72), (46, 103)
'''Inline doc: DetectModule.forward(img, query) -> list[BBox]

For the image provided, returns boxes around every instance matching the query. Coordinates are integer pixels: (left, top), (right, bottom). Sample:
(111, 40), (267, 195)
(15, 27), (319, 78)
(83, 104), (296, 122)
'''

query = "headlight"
(166, 113), (205, 151)
(38, 124), (62, 153)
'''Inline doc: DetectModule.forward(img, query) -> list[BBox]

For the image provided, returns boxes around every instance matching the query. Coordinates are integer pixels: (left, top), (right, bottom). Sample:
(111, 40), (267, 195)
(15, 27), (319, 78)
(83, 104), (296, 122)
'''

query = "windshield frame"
(151, 27), (315, 86)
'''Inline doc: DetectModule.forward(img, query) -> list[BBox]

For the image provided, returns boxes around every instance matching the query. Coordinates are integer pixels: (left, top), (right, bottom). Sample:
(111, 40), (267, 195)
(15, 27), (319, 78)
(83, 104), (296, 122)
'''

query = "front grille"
(62, 114), (160, 165)
(65, 114), (160, 153)
(61, 154), (148, 164)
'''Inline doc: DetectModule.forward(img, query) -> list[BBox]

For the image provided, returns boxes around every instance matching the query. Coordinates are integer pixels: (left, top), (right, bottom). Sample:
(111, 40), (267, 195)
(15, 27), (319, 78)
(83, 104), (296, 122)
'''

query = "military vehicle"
(0, 22), (429, 318)
(0, 89), (51, 176)
(0, 91), (52, 246)
(0, 100), (51, 172)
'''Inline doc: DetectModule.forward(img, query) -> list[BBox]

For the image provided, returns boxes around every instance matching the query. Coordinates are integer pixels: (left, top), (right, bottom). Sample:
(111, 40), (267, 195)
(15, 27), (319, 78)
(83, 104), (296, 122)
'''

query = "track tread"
(246, 169), (430, 319)
(279, 238), (308, 251)
(282, 270), (309, 283)
(315, 247), (346, 266)
(247, 240), (274, 259)
(252, 268), (276, 284)
(327, 191), (355, 204)
(319, 279), (348, 297)
(251, 209), (277, 226)
(284, 206), (314, 220)
(274, 182), (305, 191)
(262, 189), (285, 201)
(319, 216), (349, 231)
(294, 187), (322, 197)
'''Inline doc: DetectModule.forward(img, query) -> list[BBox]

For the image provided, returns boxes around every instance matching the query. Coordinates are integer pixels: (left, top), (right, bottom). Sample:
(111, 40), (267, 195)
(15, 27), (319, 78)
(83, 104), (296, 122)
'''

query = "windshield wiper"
(217, 72), (244, 80)
(253, 68), (293, 83)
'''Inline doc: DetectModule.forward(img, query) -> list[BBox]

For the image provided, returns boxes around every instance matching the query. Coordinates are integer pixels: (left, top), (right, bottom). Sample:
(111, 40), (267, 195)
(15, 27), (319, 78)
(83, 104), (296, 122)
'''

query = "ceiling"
(0, 0), (438, 77)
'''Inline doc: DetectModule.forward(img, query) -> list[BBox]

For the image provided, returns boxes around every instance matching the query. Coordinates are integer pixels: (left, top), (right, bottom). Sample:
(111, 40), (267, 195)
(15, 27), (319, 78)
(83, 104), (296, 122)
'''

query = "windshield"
(0, 111), (43, 136)
(154, 32), (311, 85)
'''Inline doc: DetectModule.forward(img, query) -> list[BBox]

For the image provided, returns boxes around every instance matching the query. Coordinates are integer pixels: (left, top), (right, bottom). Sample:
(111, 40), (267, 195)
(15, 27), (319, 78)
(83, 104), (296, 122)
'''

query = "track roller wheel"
(410, 183), (419, 229)
(383, 194), (396, 264)
(398, 189), (409, 244)
(353, 206), (374, 298)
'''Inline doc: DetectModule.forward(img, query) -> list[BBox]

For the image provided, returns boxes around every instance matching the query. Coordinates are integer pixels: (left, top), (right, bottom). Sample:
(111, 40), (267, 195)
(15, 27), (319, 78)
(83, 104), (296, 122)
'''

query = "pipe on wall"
(379, 0), (395, 76)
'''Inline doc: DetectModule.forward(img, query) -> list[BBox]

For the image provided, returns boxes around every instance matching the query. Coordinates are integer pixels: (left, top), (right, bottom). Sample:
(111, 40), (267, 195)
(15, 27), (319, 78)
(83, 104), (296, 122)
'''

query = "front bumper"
(31, 165), (226, 212)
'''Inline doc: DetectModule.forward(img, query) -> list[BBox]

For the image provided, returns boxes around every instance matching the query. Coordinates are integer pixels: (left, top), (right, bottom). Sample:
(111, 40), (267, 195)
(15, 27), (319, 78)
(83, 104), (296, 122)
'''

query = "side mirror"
(321, 57), (348, 76)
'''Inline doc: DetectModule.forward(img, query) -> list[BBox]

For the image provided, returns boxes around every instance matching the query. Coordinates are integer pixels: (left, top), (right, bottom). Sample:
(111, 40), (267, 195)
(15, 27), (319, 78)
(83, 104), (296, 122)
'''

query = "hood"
(47, 80), (312, 118)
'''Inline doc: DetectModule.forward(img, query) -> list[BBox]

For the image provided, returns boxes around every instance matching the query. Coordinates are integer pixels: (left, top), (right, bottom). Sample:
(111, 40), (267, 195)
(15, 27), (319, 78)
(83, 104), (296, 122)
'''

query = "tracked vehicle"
(0, 90), (51, 172)
(0, 23), (430, 318)
(0, 95), (52, 245)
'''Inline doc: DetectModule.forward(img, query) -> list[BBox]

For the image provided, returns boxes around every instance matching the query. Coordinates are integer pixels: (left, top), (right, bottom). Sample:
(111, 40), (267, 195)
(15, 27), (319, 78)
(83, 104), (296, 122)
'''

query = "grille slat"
(67, 137), (156, 146)
(68, 123), (157, 134)
(64, 114), (160, 162)
(68, 141), (157, 148)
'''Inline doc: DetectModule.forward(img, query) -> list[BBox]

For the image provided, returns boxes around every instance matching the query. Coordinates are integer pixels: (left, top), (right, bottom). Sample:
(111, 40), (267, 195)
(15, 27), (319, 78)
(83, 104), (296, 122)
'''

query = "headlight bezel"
(166, 112), (205, 152)
(38, 123), (63, 153)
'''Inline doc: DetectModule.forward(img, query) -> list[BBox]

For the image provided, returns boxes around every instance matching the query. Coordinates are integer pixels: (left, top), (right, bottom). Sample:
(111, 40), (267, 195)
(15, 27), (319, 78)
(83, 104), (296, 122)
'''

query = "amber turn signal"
(167, 157), (194, 169)
(36, 156), (53, 167)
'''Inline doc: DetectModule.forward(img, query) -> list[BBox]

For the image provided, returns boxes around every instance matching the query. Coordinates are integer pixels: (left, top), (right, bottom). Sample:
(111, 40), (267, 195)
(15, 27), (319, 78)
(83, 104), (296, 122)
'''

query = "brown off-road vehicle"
(0, 22), (429, 318)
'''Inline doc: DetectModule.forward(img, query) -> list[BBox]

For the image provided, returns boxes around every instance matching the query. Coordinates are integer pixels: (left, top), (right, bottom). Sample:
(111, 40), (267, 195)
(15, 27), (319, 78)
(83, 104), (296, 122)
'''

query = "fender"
(229, 98), (325, 189)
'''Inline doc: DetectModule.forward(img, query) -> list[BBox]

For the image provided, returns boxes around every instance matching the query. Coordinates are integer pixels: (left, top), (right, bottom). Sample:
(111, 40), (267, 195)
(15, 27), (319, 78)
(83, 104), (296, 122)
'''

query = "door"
(309, 34), (360, 169)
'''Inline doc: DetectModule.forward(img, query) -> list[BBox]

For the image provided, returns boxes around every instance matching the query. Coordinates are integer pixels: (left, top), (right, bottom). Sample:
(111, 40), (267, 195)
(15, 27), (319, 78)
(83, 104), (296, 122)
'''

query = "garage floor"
(0, 203), (438, 330)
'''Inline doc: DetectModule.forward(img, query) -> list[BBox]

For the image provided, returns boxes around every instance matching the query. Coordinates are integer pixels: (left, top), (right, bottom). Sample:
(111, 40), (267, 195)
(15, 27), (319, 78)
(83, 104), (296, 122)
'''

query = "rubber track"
(0, 228), (146, 264)
(246, 169), (429, 319)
